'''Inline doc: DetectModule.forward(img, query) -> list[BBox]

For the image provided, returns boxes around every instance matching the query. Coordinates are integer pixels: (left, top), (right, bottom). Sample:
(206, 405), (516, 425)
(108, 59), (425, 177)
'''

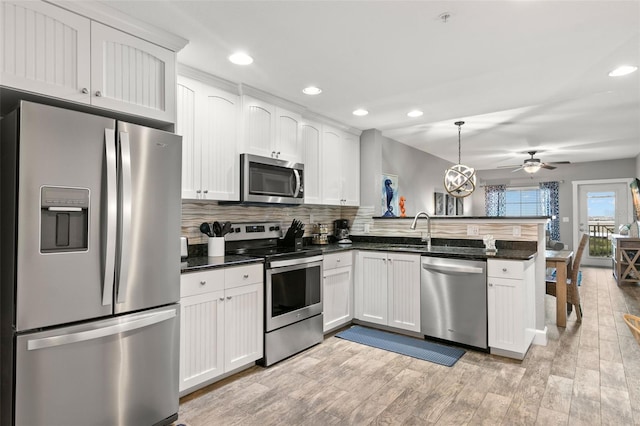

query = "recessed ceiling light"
(228, 52), (253, 65)
(608, 65), (637, 77)
(303, 86), (322, 95)
(352, 109), (368, 116)
(407, 110), (423, 118)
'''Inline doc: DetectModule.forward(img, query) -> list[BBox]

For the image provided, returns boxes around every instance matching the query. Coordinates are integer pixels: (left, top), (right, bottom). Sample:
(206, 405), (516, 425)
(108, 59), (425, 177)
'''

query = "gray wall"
(471, 158), (637, 249)
(360, 129), (454, 216)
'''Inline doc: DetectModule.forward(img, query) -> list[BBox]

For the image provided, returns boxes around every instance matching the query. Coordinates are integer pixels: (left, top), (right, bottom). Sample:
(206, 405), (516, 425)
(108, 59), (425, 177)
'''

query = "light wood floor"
(175, 266), (640, 425)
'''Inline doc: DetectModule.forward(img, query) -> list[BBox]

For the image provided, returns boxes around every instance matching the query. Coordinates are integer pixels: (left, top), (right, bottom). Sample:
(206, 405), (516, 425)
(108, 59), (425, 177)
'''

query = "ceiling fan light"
(523, 162), (542, 173)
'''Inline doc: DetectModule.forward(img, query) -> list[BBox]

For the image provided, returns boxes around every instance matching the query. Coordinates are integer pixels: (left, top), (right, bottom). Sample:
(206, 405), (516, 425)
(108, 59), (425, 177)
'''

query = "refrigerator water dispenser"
(40, 186), (89, 252)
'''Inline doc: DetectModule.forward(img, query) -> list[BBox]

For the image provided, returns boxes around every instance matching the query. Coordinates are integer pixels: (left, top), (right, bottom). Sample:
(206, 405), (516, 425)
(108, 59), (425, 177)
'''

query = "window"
(505, 188), (544, 216)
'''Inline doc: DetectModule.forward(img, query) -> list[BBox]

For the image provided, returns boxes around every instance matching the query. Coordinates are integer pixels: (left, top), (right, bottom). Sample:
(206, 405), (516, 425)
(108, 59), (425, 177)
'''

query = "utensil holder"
(208, 237), (225, 257)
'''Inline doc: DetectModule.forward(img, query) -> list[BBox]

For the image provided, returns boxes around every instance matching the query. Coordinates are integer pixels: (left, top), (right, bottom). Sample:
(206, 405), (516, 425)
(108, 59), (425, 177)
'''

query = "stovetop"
(224, 221), (321, 261)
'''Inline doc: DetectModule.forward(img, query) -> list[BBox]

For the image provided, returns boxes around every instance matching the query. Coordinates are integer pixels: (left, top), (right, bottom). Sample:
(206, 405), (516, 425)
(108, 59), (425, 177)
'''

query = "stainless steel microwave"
(240, 153), (304, 204)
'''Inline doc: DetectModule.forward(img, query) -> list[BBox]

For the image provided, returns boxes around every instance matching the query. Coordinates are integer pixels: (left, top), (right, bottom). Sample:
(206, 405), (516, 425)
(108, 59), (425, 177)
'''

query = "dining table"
(545, 249), (574, 327)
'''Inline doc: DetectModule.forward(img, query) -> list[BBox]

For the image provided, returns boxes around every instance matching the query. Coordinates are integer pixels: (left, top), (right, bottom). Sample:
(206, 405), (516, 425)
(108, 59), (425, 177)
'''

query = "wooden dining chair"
(546, 233), (588, 322)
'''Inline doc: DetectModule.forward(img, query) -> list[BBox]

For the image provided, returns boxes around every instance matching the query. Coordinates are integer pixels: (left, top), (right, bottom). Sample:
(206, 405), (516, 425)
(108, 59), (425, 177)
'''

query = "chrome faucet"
(410, 211), (431, 249)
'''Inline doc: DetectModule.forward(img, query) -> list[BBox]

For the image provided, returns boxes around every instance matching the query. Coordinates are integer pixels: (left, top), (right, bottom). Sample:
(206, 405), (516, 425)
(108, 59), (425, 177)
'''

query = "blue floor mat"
(336, 325), (465, 367)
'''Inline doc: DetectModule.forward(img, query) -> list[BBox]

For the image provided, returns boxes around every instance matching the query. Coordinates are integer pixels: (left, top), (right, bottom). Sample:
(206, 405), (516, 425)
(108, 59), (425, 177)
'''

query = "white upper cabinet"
(242, 96), (301, 162)
(177, 75), (239, 200)
(90, 22), (175, 122)
(300, 120), (322, 204)
(275, 107), (302, 162)
(0, 1), (178, 123)
(321, 126), (360, 206)
(0, 1), (91, 103)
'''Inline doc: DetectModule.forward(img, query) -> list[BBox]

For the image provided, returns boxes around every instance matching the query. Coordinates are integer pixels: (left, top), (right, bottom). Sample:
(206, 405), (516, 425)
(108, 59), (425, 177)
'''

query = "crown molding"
(46, 1), (189, 52)
(177, 64), (240, 95)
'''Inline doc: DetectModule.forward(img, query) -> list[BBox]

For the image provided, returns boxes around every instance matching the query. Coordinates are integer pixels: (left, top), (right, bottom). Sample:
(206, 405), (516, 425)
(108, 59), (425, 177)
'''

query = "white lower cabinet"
(323, 252), (354, 333)
(487, 258), (535, 359)
(355, 251), (420, 332)
(179, 264), (263, 394)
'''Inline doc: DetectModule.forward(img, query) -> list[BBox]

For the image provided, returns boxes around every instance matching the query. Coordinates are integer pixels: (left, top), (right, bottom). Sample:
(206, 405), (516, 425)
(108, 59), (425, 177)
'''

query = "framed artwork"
(631, 178), (640, 221)
(456, 197), (464, 216)
(381, 174), (399, 217)
(446, 194), (455, 216)
(434, 192), (445, 215)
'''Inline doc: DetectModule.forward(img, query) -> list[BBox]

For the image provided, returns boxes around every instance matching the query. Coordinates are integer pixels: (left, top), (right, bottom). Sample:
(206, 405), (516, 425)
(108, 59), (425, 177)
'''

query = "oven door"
(265, 256), (323, 331)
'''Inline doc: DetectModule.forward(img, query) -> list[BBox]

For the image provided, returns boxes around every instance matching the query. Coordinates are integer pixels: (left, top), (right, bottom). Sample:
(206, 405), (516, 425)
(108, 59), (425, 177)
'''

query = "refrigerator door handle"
(103, 128), (117, 306)
(117, 131), (132, 304)
(27, 308), (176, 351)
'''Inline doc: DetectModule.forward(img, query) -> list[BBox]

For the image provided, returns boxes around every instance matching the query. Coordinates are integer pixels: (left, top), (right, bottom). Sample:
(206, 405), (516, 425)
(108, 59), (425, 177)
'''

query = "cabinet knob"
(95, 91), (102, 97)
(243, 274), (249, 278)
(336, 259), (341, 263)
(226, 296), (232, 300)
(81, 88), (89, 94)
(502, 268), (507, 272)
(196, 189), (202, 194)
(203, 189), (208, 194)
(276, 151), (280, 157)
(219, 297), (224, 301)
(271, 151), (276, 157)
(199, 281), (206, 285)
(489, 283), (493, 287)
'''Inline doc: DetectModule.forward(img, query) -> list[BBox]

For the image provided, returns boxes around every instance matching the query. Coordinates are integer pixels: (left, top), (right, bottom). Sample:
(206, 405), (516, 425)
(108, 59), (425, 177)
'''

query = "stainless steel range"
(225, 222), (323, 366)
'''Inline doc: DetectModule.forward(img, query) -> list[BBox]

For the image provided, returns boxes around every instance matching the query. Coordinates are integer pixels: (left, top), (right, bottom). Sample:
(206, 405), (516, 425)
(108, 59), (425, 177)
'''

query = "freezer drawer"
(14, 305), (179, 426)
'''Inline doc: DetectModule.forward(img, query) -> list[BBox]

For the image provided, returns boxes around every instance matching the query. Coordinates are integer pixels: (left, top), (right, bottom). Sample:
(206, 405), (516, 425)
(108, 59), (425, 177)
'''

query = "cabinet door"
(323, 265), (353, 332)
(243, 96), (275, 158)
(176, 79), (200, 199)
(179, 290), (224, 392)
(0, 1), (91, 103)
(301, 121), (322, 204)
(90, 22), (176, 122)
(355, 251), (388, 325)
(341, 132), (360, 206)
(387, 253), (421, 332)
(487, 276), (524, 352)
(275, 107), (301, 162)
(199, 86), (240, 200)
(321, 127), (343, 205)
(224, 283), (263, 372)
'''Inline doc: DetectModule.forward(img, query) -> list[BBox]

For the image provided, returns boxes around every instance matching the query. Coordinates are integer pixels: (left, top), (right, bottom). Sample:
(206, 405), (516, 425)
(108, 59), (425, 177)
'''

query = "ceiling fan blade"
(540, 163), (557, 170)
(496, 164), (521, 169)
(511, 166), (524, 173)
(548, 161), (571, 165)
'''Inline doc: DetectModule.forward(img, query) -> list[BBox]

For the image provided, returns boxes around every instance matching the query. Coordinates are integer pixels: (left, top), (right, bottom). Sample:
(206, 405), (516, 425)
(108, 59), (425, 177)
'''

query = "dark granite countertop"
(180, 236), (536, 273)
(181, 254), (263, 273)
(318, 242), (536, 261)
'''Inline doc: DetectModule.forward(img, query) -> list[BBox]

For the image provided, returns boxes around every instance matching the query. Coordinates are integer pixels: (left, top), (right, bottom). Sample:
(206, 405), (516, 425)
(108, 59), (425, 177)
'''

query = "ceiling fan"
(502, 151), (570, 174)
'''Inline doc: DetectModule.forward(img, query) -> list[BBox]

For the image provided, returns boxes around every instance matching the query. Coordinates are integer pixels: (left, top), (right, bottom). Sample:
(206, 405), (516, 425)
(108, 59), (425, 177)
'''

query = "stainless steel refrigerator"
(0, 101), (182, 426)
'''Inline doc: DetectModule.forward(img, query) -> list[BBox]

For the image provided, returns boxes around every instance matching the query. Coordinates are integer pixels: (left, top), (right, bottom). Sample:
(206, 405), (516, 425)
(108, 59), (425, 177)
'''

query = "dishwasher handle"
(421, 262), (484, 274)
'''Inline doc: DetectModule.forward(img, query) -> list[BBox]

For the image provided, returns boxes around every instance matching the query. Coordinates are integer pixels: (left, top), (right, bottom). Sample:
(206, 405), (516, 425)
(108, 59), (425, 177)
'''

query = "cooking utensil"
(212, 221), (222, 237)
(221, 221), (232, 236)
(199, 222), (213, 237)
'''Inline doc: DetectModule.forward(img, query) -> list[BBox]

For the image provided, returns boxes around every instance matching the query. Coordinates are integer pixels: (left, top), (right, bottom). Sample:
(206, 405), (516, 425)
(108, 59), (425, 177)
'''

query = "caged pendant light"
(444, 121), (476, 198)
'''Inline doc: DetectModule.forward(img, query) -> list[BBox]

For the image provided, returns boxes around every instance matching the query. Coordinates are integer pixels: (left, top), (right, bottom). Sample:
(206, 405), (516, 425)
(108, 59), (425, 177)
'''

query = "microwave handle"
(293, 169), (301, 197)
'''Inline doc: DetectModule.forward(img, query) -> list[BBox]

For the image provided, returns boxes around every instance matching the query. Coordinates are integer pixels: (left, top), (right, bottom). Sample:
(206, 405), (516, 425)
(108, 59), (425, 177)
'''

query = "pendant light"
(444, 121), (476, 198)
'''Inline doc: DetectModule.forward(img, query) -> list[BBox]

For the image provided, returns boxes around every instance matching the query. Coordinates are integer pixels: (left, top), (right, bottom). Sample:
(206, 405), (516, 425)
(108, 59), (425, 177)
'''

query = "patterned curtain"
(539, 181), (560, 240)
(484, 184), (506, 216)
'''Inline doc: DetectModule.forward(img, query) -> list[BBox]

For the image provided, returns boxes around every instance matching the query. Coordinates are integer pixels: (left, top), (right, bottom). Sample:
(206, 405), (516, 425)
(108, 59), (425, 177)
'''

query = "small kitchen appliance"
(334, 219), (352, 244)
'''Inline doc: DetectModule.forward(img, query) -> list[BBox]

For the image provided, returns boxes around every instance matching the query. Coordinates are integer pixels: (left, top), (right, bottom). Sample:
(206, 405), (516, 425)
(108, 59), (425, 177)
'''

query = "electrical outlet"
(562, 217), (569, 223)
(512, 225), (521, 237)
(364, 223), (370, 233)
(467, 225), (479, 236)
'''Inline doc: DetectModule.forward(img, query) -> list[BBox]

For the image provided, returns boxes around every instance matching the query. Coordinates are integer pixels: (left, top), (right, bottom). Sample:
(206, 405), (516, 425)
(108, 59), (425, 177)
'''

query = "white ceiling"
(104, 0), (640, 171)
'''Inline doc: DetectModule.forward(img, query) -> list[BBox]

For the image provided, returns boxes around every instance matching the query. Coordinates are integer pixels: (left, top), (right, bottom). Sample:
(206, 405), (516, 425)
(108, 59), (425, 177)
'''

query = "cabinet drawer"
(487, 259), (524, 280)
(324, 252), (353, 270)
(225, 264), (263, 289)
(181, 269), (224, 297)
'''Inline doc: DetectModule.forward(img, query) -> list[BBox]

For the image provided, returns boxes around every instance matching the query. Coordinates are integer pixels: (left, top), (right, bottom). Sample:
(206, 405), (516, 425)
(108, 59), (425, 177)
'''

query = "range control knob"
(235, 227), (241, 233)
(275, 226), (280, 231)
(269, 226), (277, 231)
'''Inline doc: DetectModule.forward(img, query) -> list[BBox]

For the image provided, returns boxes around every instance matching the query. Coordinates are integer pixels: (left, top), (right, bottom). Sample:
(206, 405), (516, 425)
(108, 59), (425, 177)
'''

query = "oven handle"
(268, 255), (324, 269)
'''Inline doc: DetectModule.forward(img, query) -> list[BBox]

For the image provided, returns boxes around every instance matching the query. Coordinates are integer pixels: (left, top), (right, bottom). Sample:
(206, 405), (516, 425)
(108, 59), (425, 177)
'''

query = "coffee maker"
(334, 219), (352, 244)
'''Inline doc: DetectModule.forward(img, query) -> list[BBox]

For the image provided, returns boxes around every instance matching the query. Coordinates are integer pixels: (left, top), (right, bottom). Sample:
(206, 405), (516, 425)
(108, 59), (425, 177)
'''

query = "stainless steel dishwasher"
(420, 256), (488, 349)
